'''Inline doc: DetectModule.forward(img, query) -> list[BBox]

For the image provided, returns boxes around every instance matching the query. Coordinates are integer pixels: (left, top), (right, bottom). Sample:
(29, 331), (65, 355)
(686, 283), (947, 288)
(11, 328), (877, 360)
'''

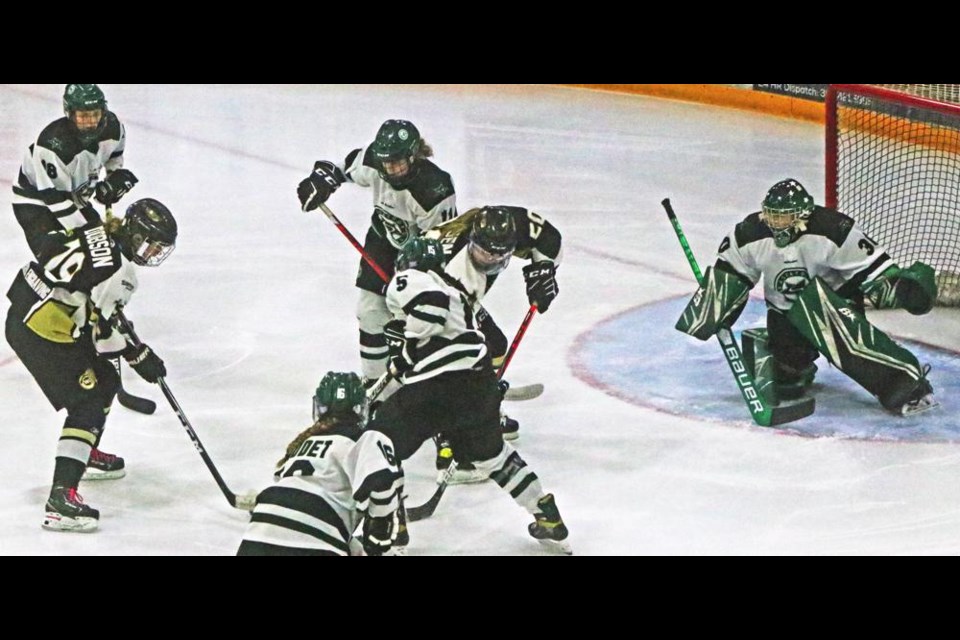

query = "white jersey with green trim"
(385, 268), (488, 384)
(718, 207), (896, 312)
(241, 427), (403, 556)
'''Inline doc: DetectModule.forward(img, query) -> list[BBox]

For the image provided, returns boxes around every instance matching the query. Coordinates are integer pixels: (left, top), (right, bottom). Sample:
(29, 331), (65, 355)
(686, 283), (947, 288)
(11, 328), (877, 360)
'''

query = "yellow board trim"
(558, 84), (825, 124)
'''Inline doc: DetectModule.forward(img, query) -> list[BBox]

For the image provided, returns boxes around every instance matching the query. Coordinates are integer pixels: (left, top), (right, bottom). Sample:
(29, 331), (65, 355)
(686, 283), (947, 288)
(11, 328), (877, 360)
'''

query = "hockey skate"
(42, 485), (99, 533)
(445, 460), (489, 485)
(434, 437), (488, 484)
(896, 366), (939, 417)
(528, 493), (571, 555)
(500, 412), (520, 441)
(82, 447), (126, 481)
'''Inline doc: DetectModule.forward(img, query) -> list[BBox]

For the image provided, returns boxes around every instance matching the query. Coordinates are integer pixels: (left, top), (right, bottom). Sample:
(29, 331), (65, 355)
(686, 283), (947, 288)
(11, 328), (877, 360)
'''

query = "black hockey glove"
(297, 160), (344, 212)
(361, 513), (397, 556)
(95, 169), (138, 206)
(384, 319), (413, 378)
(522, 262), (558, 313)
(123, 343), (166, 383)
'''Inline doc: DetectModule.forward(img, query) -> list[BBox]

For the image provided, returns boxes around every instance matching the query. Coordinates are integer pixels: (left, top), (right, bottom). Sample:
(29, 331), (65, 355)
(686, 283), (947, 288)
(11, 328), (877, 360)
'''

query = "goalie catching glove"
(123, 343), (166, 383)
(95, 169), (138, 206)
(861, 261), (937, 315)
(523, 261), (558, 313)
(676, 263), (751, 340)
(297, 161), (345, 212)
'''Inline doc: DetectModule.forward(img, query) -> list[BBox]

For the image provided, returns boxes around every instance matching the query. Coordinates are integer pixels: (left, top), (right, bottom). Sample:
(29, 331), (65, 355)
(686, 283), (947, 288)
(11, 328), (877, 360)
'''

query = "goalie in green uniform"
(676, 178), (939, 416)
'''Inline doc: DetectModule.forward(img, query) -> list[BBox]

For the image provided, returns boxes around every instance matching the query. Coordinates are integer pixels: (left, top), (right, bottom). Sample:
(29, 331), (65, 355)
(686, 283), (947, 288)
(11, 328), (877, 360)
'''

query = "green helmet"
(468, 206), (517, 275)
(313, 371), (367, 422)
(395, 236), (445, 273)
(371, 119), (421, 187)
(63, 84), (107, 143)
(761, 178), (815, 247)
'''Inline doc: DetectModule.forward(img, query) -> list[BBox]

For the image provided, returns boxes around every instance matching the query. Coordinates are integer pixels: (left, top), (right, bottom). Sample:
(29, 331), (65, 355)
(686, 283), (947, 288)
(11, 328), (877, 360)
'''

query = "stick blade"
(118, 389), (157, 415)
(764, 396), (816, 427)
(406, 486), (447, 522)
(504, 383), (544, 402)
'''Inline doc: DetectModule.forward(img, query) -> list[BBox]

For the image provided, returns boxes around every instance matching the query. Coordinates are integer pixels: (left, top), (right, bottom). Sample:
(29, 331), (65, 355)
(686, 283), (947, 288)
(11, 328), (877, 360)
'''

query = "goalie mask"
(63, 84), (108, 145)
(468, 206), (517, 275)
(313, 371), (367, 423)
(122, 198), (177, 266)
(371, 119), (422, 188)
(761, 178), (815, 248)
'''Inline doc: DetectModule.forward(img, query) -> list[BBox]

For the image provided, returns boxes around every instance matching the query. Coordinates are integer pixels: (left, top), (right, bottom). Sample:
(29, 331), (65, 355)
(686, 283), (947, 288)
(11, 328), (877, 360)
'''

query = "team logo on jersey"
(775, 267), (810, 302)
(78, 368), (98, 390)
(376, 208), (413, 248)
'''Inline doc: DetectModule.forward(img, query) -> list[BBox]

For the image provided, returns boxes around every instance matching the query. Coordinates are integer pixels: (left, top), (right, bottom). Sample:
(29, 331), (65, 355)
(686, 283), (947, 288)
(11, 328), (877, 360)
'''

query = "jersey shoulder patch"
(36, 118), (83, 165)
(733, 212), (773, 248)
(405, 160), (456, 211)
(803, 206), (854, 247)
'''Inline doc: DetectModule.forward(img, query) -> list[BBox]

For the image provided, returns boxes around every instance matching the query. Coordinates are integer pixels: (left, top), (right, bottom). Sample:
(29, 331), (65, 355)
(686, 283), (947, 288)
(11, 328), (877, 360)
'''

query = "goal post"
(825, 84), (960, 306)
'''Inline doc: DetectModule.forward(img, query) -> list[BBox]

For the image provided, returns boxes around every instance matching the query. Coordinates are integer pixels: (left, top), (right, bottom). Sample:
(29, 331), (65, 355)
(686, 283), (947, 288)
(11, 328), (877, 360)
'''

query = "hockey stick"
(662, 198), (814, 427)
(110, 357), (157, 415)
(319, 203), (392, 283)
(498, 304), (537, 380)
(100, 205), (157, 415)
(504, 383), (544, 401)
(407, 460), (457, 522)
(115, 311), (257, 511)
(405, 305), (539, 522)
(365, 371), (393, 402)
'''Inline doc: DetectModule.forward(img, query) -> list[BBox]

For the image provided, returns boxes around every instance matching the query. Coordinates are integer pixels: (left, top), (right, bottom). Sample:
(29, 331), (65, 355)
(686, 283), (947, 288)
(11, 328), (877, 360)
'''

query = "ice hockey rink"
(1, 84), (958, 555)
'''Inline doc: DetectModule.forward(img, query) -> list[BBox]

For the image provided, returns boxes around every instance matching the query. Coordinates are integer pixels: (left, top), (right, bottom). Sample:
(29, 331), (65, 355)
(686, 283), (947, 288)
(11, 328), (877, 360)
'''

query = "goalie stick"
(116, 311), (257, 511)
(662, 198), (814, 427)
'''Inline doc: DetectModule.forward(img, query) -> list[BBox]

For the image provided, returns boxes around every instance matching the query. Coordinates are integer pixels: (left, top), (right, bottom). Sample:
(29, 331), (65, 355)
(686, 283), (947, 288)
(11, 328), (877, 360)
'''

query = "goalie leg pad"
(676, 265), (751, 341)
(787, 277), (926, 409)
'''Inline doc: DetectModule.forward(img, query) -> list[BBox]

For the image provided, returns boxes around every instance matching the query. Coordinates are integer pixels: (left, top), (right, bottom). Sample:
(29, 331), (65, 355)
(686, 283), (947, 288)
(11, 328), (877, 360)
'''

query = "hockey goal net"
(826, 84), (960, 306)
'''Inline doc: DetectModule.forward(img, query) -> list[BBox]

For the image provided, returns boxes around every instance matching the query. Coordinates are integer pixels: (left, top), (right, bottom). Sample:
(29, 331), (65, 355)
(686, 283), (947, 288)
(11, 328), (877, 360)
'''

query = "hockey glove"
(123, 343), (166, 383)
(297, 160), (344, 212)
(862, 261), (937, 315)
(95, 169), (139, 206)
(384, 319), (413, 378)
(361, 512), (397, 556)
(523, 262), (558, 313)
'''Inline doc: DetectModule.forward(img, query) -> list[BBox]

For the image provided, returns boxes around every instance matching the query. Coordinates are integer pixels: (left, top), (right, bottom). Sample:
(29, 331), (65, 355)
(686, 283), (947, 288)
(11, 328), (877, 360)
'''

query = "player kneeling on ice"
(676, 178), (938, 416)
(368, 236), (571, 554)
(5, 199), (177, 533)
(238, 372), (405, 556)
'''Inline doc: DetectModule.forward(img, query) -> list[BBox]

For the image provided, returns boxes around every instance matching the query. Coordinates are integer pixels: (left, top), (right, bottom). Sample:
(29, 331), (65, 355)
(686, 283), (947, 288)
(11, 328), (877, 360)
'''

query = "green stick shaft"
(662, 198), (704, 284)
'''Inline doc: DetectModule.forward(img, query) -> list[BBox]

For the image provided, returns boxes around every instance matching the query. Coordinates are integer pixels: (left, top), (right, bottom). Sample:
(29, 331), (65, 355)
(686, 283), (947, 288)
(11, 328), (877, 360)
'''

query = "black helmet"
(122, 198), (177, 266)
(63, 84), (107, 144)
(371, 119), (421, 187)
(468, 206), (517, 275)
(395, 236), (445, 273)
